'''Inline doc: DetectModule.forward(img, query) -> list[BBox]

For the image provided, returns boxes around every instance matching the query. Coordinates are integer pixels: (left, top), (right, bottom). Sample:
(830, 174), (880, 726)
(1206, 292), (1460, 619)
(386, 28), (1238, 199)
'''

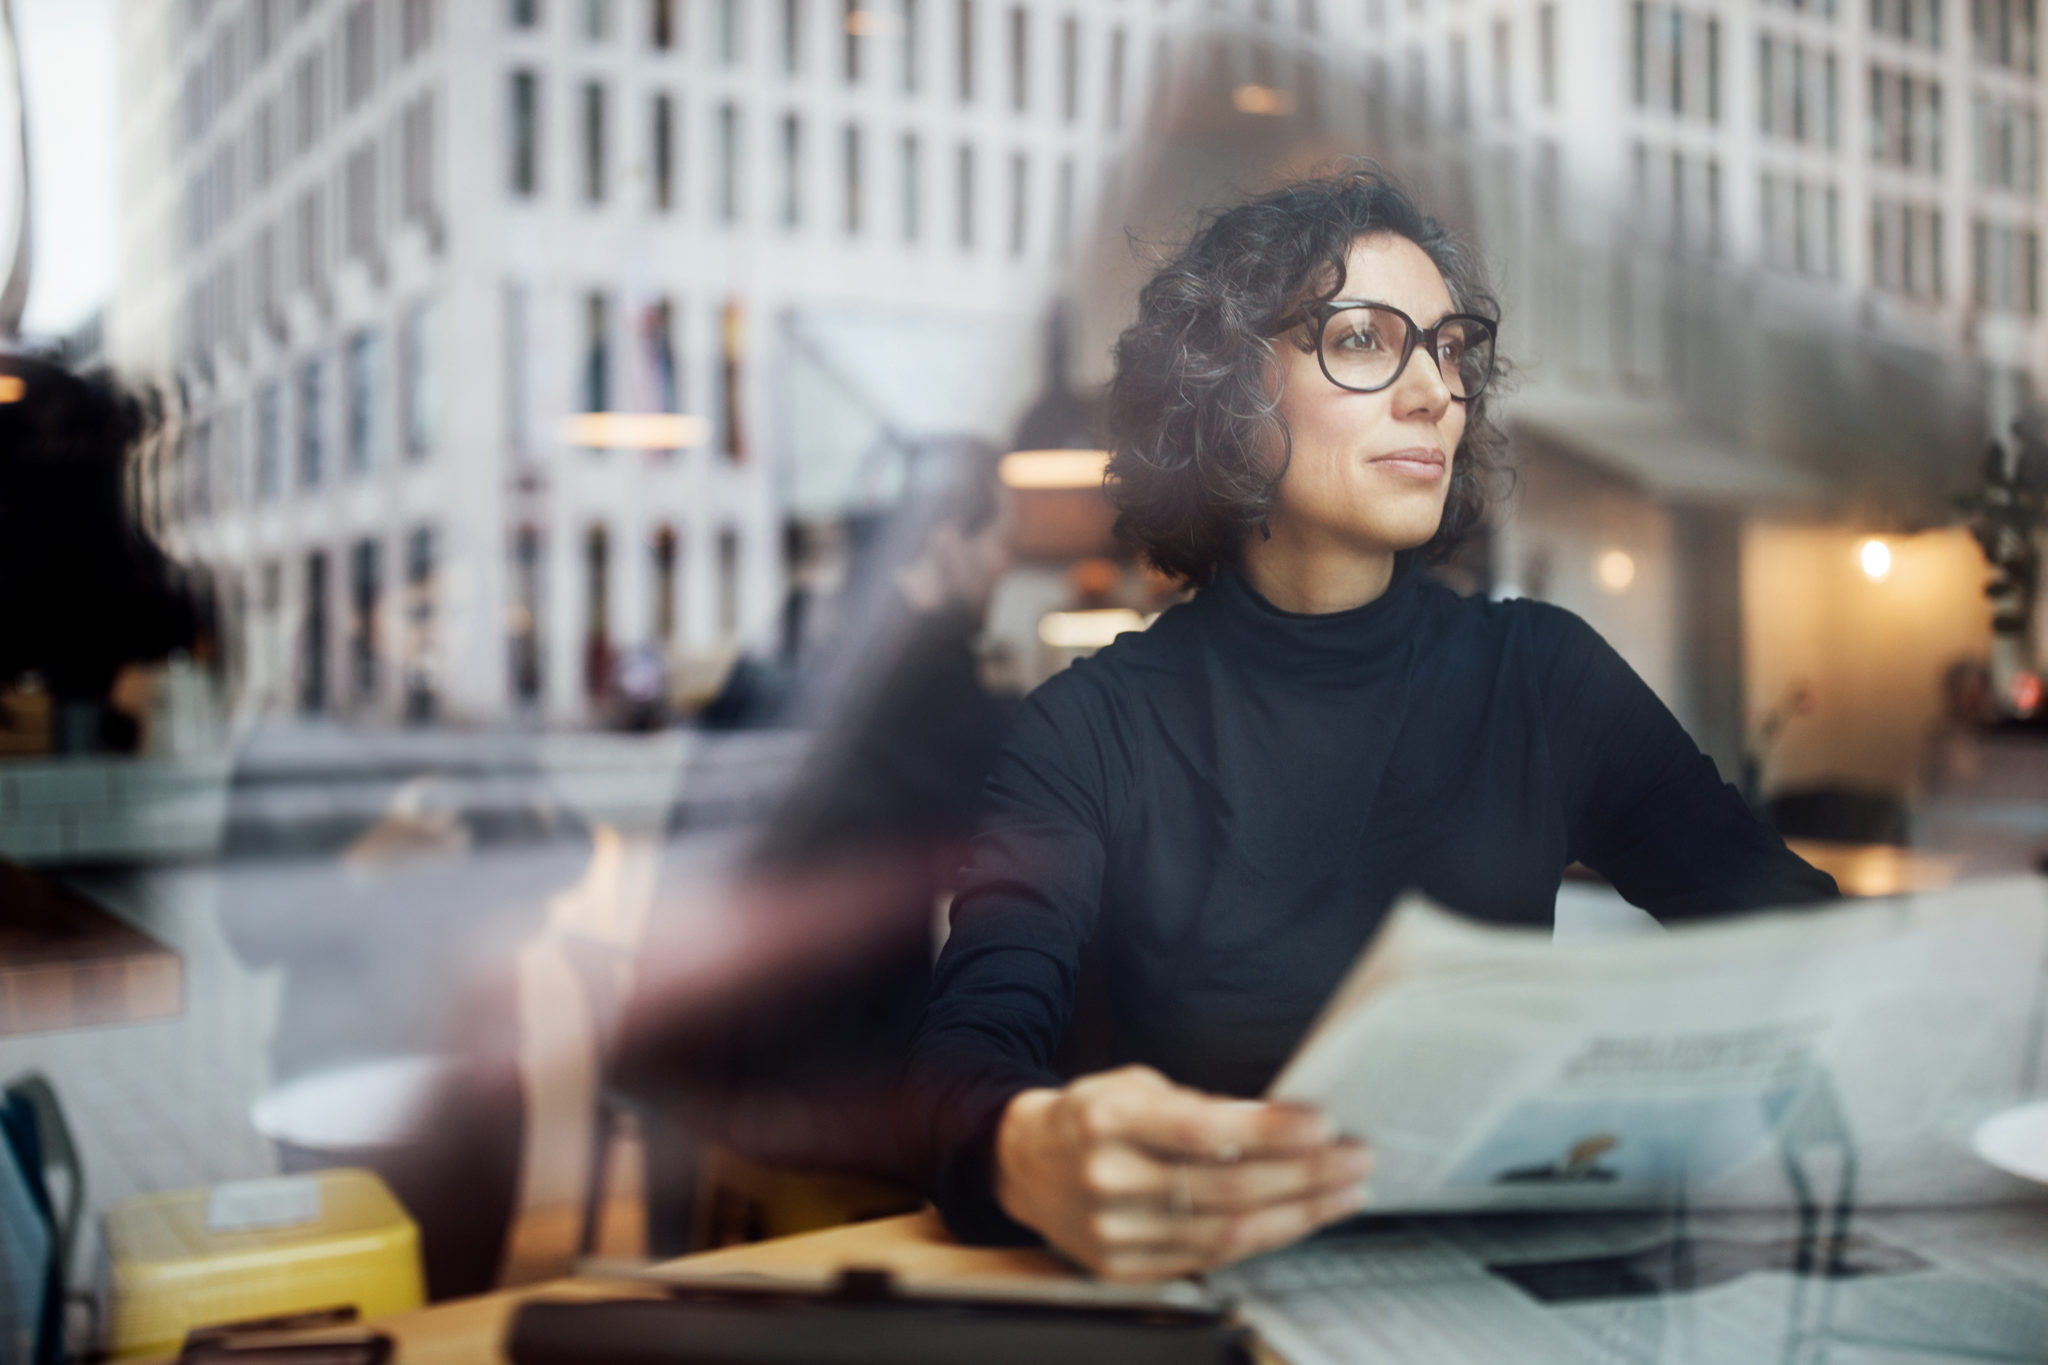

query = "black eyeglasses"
(1311, 301), (1499, 402)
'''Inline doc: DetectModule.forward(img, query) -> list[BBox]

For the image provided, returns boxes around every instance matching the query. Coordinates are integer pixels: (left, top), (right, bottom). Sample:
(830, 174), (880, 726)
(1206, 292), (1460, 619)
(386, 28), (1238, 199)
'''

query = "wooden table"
(354, 1211), (1080, 1365)
(0, 860), (179, 1034)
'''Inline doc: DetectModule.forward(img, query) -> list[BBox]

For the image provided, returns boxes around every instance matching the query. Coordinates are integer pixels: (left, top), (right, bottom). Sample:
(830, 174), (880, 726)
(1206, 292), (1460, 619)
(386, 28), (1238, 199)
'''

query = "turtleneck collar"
(1197, 552), (1425, 678)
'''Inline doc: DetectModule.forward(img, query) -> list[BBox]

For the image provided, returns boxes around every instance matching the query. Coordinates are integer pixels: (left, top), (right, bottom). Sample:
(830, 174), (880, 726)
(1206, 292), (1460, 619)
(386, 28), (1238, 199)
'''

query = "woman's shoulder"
(1414, 578), (1603, 652)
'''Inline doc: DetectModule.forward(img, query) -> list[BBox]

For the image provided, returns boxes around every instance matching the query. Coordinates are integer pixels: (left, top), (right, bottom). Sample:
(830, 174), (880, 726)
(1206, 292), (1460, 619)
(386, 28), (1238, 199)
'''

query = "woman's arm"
(1534, 606), (1839, 916)
(904, 677), (1368, 1275)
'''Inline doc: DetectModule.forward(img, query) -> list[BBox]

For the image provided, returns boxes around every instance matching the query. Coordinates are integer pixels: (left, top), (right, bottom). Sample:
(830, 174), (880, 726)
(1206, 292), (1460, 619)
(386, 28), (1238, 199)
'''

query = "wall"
(1742, 521), (1991, 799)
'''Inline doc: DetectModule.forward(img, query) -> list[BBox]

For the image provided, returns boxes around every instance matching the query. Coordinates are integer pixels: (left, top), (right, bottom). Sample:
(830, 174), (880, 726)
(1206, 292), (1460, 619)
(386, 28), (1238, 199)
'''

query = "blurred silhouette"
(0, 355), (206, 753)
(615, 440), (1016, 1250)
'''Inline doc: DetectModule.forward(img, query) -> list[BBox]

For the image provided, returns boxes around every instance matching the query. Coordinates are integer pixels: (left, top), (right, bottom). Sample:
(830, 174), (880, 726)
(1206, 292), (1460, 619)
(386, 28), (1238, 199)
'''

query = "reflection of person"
(1498, 1133), (1622, 1184)
(616, 443), (1016, 1202)
(906, 167), (1838, 1280)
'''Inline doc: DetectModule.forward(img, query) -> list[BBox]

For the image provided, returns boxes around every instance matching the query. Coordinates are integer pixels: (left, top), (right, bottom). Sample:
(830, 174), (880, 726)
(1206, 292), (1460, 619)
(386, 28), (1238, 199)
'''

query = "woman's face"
(1266, 232), (1468, 560)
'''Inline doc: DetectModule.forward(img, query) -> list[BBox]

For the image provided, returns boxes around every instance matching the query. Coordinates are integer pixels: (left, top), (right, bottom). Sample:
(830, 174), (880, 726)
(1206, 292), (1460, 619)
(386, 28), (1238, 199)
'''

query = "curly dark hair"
(1104, 163), (1508, 584)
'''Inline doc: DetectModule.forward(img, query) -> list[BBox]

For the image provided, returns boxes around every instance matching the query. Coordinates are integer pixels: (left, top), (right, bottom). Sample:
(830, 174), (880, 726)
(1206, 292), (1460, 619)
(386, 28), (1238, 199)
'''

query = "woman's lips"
(1368, 448), (1447, 481)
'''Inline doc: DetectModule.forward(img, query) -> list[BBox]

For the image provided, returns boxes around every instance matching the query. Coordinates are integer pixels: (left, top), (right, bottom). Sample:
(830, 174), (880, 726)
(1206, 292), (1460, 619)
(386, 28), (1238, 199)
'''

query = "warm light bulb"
(1859, 539), (1892, 581)
(1594, 549), (1636, 595)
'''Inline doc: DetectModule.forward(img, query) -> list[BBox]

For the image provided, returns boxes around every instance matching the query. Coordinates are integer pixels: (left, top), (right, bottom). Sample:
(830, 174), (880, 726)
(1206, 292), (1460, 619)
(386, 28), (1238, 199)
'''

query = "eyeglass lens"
(1320, 306), (1494, 399)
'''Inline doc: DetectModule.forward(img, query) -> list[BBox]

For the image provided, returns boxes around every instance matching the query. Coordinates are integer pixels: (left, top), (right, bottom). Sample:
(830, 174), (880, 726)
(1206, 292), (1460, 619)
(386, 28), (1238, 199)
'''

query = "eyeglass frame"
(1308, 301), (1500, 402)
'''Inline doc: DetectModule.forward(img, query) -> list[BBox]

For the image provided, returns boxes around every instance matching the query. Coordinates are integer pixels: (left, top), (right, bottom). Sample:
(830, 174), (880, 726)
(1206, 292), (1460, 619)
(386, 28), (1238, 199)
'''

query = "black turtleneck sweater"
(905, 562), (1839, 1244)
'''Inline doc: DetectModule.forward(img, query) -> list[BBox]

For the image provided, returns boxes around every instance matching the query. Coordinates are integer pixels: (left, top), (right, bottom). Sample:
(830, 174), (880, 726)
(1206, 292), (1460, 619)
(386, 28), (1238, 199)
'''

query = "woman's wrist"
(992, 1086), (1061, 1232)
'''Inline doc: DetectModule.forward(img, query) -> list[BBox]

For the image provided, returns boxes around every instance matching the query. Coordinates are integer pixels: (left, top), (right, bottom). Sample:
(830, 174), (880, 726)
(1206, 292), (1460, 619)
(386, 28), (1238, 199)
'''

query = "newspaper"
(1224, 878), (2048, 1363)
(1211, 1205), (2048, 1365)
(1268, 877), (2048, 1215)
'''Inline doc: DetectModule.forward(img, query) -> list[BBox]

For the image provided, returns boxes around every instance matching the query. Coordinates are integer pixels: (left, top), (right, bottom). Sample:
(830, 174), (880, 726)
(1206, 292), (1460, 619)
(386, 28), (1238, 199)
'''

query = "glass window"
(957, 0), (975, 102)
(584, 292), (611, 413)
(652, 93), (675, 211)
(902, 0), (920, 92)
(781, 113), (804, 226)
(843, 122), (862, 234)
(510, 0), (541, 27)
(298, 353), (325, 488)
(1008, 4), (1027, 111)
(900, 131), (921, 241)
(401, 300), (435, 461)
(956, 140), (974, 247)
(509, 70), (540, 196)
(257, 379), (283, 501)
(650, 0), (674, 48)
(582, 81), (607, 203)
(718, 103), (741, 222)
(346, 328), (380, 475)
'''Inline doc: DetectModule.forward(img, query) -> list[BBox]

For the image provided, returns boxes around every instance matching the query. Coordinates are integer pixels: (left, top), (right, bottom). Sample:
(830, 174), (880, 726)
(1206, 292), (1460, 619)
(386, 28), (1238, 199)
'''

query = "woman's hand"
(993, 1065), (1371, 1280)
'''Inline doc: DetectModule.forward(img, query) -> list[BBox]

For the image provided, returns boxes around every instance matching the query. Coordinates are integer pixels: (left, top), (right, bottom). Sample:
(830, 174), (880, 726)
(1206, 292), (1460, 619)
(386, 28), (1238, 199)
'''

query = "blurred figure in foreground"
(0, 354), (205, 754)
(615, 439), (1017, 1247)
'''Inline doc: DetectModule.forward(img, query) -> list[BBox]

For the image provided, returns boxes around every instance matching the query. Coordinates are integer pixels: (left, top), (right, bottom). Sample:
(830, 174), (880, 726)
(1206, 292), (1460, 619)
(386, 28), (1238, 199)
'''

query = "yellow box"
(105, 1168), (425, 1360)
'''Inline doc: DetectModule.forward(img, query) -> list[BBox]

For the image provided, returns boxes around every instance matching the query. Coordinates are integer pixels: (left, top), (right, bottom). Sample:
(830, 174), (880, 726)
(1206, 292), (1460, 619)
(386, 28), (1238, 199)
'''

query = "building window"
(1975, 92), (2041, 191)
(1008, 5), (1028, 110)
(350, 537), (380, 706)
(511, 527), (544, 705)
(504, 281), (530, 457)
(584, 292), (611, 413)
(1973, 0), (2040, 71)
(1060, 15), (1079, 122)
(652, 93), (675, 210)
(511, 0), (541, 26)
(303, 550), (329, 714)
(650, 0), (675, 48)
(1008, 150), (1027, 254)
(783, 0), (803, 72)
(719, 0), (742, 63)
(404, 526), (438, 722)
(298, 353), (325, 488)
(581, 80), (607, 203)
(902, 0), (920, 92)
(1448, 33), (1469, 129)
(583, 0), (610, 40)
(1870, 67), (1944, 172)
(956, 141), (975, 247)
(718, 102), (741, 222)
(1975, 218), (2042, 313)
(400, 299), (435, 461)
(1874, 0), (1945, 47)
(845, 0), (864, 81)
(1538, 2), (1556, 108)
(645, 297), (681, 412)
(509, 70), (540, 196)
(843, 123), (864, 234)
(584, 524), (611, 700)
(717, 527), (740, 639)
(346, 328), (380, 475)
(653, 526), (679, 643)
(256, 380), (283, 501)
(900, 131), (921, 241)
(957, 0), (975, 101)
(782, 113), (804, 226)
(1871, 197), (1945, 299)
(400, 0), (434, 52)
(401, 94), (438, 225)
(720, 299), (747, 460)
(344, 1), (376, 109)
(1106, 25), (1126, 128)
(1054, 154), (1073, 259)
(1491, 18), (1513, 119)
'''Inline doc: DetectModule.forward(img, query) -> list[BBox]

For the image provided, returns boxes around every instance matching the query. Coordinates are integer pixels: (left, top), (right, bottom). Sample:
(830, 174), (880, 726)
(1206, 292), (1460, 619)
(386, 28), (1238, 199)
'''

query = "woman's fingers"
(1071, 1067), (1336, 1160)
(1081, 1182), (1370, 1271)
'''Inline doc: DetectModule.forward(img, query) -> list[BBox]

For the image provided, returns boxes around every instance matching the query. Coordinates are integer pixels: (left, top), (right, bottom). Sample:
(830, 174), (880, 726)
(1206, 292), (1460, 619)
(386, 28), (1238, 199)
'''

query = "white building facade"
(111, 0), (1174, 726)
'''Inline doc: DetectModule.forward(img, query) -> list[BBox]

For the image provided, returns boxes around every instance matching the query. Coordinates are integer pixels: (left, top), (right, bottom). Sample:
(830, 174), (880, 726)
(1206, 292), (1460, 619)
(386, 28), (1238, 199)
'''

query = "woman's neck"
(1239, 527), (1396, 614)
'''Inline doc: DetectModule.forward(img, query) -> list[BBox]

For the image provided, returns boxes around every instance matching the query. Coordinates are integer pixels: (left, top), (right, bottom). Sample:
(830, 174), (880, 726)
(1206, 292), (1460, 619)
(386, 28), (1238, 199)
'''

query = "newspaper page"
(1210, 1205), (2048, 1365)
(1266, 876), (2048, 1215)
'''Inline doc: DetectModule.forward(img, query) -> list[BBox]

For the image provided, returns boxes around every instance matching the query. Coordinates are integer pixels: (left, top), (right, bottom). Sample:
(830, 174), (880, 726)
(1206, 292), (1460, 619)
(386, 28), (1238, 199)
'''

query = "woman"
(906, 167), (1836, 1280)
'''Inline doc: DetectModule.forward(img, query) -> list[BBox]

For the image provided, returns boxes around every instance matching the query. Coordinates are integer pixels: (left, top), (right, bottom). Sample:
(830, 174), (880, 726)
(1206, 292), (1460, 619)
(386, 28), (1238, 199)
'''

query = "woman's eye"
(1338, 327), (1383, 351)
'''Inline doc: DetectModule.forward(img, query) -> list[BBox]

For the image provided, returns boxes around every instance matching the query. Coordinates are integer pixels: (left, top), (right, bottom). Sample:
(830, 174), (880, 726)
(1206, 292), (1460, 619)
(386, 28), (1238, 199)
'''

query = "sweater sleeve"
(1531, 606), (1839, 918)
(904, 669), (1118, 1244)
